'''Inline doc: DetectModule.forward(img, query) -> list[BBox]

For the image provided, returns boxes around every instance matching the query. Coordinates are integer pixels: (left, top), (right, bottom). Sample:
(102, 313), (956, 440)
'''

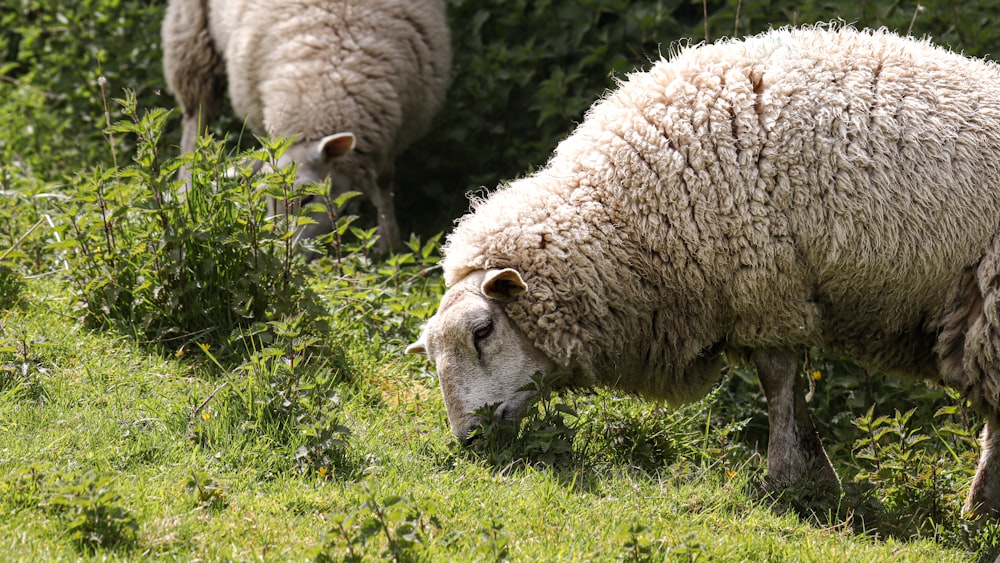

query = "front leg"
(753, 349), (840, 488)
(370, 163), (401, 253)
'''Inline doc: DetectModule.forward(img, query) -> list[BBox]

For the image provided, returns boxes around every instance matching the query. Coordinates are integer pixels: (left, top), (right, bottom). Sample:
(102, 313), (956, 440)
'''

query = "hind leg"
(754, 349), (840, 488)
(936, 248), (1000, 517)
(966, 424), (1000, 517)
(161, 0), (226, 170)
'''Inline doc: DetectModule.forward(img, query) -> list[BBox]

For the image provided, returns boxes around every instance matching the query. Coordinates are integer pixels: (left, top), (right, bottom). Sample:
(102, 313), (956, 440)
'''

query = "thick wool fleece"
(162, 0), (451, 179)
(442, 26), (1000, 406)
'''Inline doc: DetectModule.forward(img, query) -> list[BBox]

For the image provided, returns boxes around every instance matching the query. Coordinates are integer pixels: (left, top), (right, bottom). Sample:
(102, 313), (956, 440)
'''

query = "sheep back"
(442, 26), (1000, 404)
(207, 0), (450, 158)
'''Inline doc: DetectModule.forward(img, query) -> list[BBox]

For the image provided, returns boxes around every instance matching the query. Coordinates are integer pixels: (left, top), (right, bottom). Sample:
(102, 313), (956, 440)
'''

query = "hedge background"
(4, 0), (1000, 236)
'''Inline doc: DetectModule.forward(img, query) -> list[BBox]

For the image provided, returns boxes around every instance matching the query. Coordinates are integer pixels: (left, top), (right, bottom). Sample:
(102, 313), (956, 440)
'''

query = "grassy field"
(2, 242), (1000, 560)
(0, 283), (980, 561)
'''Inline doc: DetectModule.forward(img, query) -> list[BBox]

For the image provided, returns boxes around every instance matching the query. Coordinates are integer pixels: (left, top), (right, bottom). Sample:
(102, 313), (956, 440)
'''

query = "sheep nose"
(457, 422), (476, 447)
(458, 416), (488, 447)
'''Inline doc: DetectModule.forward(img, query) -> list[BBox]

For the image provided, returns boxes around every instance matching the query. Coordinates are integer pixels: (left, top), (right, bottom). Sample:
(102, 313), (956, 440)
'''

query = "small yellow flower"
(175, 347), (185, 357)
(726, 470), (737, 479)
(811, 370), (822, 381)
(317, 467), (328, 479)
(201, 411), (211, 421)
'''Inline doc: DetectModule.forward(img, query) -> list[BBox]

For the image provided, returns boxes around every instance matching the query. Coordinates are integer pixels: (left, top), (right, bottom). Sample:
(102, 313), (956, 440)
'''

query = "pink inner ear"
(482, 268), (527, 301)
(405, 340), (426, 355)
(319, 133), (356, 162)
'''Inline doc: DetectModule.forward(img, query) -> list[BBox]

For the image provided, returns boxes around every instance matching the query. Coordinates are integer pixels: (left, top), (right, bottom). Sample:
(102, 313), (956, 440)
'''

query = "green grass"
(0, 274), (996, 561)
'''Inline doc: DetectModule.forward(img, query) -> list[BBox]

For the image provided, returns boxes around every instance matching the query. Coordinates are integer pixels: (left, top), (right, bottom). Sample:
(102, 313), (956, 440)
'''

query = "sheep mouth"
(458, 401), (527, 447)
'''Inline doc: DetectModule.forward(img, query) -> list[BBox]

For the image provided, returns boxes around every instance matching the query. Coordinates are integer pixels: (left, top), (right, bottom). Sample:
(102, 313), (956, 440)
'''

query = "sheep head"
(265, 132), (370, 242)
(407, 268), (556, 443)
(275, 131), (358, 189)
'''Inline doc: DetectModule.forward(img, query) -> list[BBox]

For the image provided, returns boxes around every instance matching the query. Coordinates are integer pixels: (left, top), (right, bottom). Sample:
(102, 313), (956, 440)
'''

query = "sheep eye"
(473, 321), (494, 342)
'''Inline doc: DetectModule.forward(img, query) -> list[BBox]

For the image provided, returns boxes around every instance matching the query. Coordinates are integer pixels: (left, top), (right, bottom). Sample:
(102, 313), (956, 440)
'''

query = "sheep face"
(407, 268), (556, 443)
(276, 132), (360, 189)
(265, 132), (366, 241)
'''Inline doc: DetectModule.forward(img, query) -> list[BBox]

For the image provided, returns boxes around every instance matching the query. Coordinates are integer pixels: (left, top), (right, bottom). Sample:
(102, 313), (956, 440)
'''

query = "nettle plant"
(45, 470), (138, 553)
(0, 316), (50, 403)
(58, 91), (330, 353)
(2, 464), (137, 554)
(195, 319), (354, 478)
(46, 91), (457, 480)
(313, 480), (441, 563)
(847, 403), (980, 539)
(50, 92), (370, 472)
(464, 371), (581, 468)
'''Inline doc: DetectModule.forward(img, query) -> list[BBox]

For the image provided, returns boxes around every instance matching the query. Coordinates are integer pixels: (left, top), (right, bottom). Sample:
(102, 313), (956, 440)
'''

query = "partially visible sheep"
(407, 25), (1000, 518)
(161, 0), (452, 251)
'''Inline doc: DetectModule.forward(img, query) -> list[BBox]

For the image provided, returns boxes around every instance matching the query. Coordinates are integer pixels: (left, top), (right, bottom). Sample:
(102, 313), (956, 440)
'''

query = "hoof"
(963, 496), (1000, 520)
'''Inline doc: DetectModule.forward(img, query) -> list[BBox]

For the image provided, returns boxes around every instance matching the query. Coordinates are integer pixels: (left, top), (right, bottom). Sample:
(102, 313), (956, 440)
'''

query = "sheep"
(407, 25), (1000, 518)
(161, 0), (452, 252)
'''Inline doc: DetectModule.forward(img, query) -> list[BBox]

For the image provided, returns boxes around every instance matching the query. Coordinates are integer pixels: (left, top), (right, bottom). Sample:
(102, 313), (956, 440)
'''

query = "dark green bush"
(0, 0), (171, 175)
(397, 0), (1000, 235)
(398, 0), (713, 234)
(7, 0), (1000, 238)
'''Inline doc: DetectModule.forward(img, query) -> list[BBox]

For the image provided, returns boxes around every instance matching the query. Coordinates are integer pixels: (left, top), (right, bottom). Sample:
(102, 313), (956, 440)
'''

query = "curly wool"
(442, 25), (1000, 405)
(199, 0), (450, 155)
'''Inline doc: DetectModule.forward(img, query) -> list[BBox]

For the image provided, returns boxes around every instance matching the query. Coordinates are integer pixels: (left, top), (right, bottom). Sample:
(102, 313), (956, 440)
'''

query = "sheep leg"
(162, 0), (226, 181)
(371, 163), (401, 253)
(180, 112), (209, 157)
(937, 244), (1000, 517)
(966, 424), (1000, 517)
(753, 349), (839, 487)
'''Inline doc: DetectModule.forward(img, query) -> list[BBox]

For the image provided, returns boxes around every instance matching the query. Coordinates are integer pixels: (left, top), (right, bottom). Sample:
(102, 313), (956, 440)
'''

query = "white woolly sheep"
(161, 0), (452, 251)
(407, 25), (1000, 518)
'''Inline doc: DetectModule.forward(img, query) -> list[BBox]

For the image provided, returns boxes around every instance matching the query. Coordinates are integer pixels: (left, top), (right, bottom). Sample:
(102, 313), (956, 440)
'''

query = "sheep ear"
(225, 158), (266, 178)
(482, 268), (527, 302)
(405, 339), (427, 356)
(317, 132), (356, 163)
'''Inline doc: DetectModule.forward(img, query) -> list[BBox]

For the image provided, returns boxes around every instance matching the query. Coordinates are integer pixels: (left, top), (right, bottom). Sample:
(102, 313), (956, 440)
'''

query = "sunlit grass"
(1, 273), (993, 560)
